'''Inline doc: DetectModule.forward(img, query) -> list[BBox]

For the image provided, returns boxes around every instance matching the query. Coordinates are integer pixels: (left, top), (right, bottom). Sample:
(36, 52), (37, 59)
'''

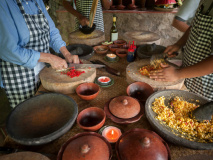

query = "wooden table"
(2, 53), (213, 160)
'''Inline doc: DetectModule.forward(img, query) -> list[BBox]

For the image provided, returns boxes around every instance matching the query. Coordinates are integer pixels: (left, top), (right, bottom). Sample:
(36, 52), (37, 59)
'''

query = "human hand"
(164, 44), (181, 57)
(79, 15), (89, 26)
(49, 55), (68, 70)
(65, 53), (80, 64)
(149, 63), (181, 82)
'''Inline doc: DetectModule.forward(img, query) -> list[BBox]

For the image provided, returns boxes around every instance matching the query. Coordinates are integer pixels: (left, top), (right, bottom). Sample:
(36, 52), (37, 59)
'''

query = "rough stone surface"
(48, 1), (183, 47)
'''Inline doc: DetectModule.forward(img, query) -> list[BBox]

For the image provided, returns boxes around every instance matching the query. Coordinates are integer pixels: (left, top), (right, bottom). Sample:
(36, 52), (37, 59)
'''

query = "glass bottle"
(110, 15), (118, 42)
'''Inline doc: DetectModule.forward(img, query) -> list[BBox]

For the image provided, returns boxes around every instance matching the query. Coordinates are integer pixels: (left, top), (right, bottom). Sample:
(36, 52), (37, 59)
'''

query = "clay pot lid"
(116, 128), (171, 160)
(109, 96), (140, 119)
(58, 132), (112, 160)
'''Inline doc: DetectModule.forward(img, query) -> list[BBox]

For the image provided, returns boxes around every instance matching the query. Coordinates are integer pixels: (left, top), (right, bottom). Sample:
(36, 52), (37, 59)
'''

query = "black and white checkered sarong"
(75, 0), (104, 32)
(183, 2), (213, 101)
(0, 0), (50, 108)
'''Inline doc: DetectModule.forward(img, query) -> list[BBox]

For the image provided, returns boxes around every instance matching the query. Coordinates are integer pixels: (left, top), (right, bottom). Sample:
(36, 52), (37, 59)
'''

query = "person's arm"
(172, 18), (190, 32)
(62, 0), (89, 26)
(172, 0), (200, 32)
(164, 27), (191, 55)
(0, 3), (39, 69)
(150, 55), (213, 82)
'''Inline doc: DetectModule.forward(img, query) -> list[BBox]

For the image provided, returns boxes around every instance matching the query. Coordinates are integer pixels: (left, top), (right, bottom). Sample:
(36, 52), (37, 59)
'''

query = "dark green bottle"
(110, 15), (118, 42)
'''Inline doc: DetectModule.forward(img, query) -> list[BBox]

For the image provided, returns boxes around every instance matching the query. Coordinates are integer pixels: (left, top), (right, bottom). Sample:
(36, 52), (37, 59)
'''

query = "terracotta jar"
(109, 96), (140, 119)
(101, 0), (113, 10)
(116, 128), (171, 160)
(58, 132), (112, 160)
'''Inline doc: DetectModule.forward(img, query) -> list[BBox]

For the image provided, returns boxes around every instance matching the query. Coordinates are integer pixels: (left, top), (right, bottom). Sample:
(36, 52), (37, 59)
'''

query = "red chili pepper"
(62, 69), (85, 78)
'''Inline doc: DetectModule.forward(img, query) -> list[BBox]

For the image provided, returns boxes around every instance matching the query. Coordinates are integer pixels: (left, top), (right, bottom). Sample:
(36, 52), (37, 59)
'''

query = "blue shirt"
(0, 0), (66, 87)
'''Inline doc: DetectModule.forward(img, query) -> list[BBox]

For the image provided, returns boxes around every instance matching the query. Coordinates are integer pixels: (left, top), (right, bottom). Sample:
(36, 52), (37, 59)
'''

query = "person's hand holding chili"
(150, 63), (181, 82)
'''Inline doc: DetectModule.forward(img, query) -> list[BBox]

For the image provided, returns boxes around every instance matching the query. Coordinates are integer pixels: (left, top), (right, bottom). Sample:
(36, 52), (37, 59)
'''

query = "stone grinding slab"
(0, 152), (50, 160)
(69, 30), (105, 46)
(39, 60), (96, 94)
(123, 31), (161, 45)
(126, 59), (184, 91)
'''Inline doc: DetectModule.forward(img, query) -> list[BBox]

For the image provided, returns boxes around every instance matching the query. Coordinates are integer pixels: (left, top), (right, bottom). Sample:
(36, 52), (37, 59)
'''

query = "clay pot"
(57, 132), (112, 160)
(116, 49), (128, 58)
(76, 83), (100, 101)
(121, 44), (129, 49)
(141, 0), (147, 10)
(116, 128), (171, 160)
(113, 39), (127, 46)
(77, 107), (106, 131)
(108, 44), (121, 53)
(127, 82), (154, 104)
(93, 45), (109, 54)
(101, 0), (113, 10)
(109, 96), (140, 119)
(128, 0), (137, 10)
(117, 0), (126, 10)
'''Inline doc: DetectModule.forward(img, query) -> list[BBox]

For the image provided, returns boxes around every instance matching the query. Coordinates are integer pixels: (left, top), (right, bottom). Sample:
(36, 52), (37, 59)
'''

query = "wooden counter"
(2, 53), (213, 160)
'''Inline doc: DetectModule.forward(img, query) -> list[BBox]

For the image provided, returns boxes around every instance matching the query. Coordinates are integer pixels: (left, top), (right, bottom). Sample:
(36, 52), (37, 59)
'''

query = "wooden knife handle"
(91, 60), (121, 76)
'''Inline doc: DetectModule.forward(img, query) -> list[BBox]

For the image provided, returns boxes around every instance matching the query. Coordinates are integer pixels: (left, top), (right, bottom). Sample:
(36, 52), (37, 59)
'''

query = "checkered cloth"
(0, 0), (50, 108)
(75, 0), (104, 32)
(183, 1), (213, 101)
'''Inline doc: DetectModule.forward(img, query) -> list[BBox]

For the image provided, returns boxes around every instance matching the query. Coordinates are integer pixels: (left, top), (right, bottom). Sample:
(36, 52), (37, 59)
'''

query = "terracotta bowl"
(116, 49), (128, 58)
(76, 83), (100, 101)
(108, 44), (121, 53)
(113, 39), (127, 46)
(77, 107), (106, 131)
(121, 44), (129, 49)
(127, 82), (154, 104)
(93, 45), (109, 55)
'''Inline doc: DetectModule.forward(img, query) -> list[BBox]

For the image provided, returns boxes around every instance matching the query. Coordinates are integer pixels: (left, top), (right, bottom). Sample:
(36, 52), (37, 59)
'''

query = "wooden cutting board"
(0, 152), (50, 160)
(69, 30), (105, 46)
(126, 59), (184, 91)
(39, 60), (96, 94)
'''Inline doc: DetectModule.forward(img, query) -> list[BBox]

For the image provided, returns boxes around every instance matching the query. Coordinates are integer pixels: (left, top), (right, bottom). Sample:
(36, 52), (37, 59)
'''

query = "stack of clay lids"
(116, 128), (171, 160)
(57, 132), (112, 160)
(109, 96), (140, 119)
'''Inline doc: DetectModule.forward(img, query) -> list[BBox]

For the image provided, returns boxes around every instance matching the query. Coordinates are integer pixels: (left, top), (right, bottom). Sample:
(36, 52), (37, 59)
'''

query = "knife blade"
(68, 63), (105, 69)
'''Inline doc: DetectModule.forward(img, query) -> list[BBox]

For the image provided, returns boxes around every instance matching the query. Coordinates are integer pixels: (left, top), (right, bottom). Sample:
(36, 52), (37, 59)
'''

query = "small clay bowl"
(113, 39), (127, 46)
(106, 53), (117, 61)
(116, 49), (128, 58)
(127, 82), (154, 104)
(122, 44), (129, 49)
(76, 83), (100, 101)
(77, 107), (106, 131)
(93, 45), (109, 55)
(79, 23), (96, 34)
(108, 44), (121, 53)
(97, 76), (111, 86)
